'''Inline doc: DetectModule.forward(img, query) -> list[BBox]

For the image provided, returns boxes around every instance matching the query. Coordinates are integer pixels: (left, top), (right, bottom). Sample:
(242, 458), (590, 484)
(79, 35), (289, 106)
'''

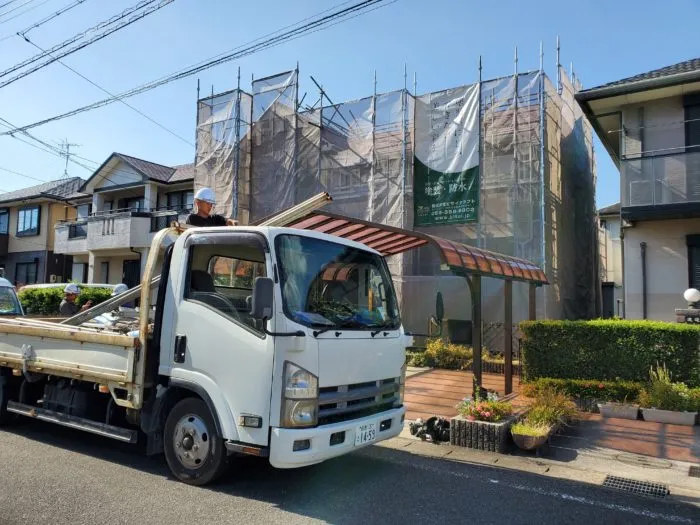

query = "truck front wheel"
(163, 398), (228, 486)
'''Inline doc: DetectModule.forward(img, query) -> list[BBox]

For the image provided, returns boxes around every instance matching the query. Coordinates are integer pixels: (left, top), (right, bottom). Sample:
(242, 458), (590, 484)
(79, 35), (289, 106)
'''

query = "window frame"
(0, 208), (8, 234)
(16, 205), (41, 237)
(182, 231), (270, 339)
(15, 261), (38, 285)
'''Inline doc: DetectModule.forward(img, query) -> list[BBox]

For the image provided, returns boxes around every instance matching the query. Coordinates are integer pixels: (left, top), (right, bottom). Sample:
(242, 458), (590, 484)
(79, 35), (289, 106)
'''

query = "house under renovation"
(193, 56), (599, 350)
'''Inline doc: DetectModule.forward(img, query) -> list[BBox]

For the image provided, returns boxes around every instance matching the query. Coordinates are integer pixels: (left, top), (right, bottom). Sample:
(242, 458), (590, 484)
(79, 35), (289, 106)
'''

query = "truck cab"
(0, 225), (408, 486)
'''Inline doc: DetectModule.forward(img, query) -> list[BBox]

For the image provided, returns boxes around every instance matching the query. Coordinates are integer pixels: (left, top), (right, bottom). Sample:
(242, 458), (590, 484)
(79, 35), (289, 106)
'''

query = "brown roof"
(286, 211), (548, 285)
(0, 177), (85, 204)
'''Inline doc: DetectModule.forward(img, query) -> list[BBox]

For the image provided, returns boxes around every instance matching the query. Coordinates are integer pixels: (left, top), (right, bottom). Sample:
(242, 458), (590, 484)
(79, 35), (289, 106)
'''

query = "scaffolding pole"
(233, 67), (241, 220)
(369, 70), (377, 221)
(401, 63), (408, 229)
(539, 41), (546, 318)
(477, 55), (483, 249)
(513, 46), (519, 258)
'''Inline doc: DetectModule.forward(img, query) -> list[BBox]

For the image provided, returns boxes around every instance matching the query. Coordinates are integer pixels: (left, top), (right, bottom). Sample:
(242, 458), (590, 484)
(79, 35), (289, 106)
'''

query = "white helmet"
(112, 283), (129, 296)
(194, 187), (216, 204)
(64, 283), (80, 294)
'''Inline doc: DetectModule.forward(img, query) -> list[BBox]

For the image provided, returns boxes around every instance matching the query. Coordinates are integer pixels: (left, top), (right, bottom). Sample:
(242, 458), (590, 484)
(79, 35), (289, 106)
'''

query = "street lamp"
(683, 288), (700, 308)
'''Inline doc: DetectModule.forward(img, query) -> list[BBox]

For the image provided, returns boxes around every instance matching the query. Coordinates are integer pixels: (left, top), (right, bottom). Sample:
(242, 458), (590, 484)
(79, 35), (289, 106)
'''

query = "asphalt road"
(0, 421), (698, 525)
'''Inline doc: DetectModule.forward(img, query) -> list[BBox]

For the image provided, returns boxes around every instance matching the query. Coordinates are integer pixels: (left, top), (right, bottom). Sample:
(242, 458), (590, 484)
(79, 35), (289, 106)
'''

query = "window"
(101, 261), (109, 283)
(685, 97), (700, 151)
(76, 204), (91, 219)
(166, 190), (194, 211)
(0, 285), (22, 315)
(184, 235), (268, 333)
(17, 206), (40, 236)
(103, 201), (113, 212)
(606, 220), (620, 241)
(208, 256), (266, 289)
(0, 209), (8, 234)
(687, 235), (700, 289)
(15, 261), (38, 285)
(125, 197), (144, 211)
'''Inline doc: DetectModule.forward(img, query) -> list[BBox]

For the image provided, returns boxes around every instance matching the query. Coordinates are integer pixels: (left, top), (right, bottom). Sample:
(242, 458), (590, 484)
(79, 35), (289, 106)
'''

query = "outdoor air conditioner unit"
(49, 274), (57, 283)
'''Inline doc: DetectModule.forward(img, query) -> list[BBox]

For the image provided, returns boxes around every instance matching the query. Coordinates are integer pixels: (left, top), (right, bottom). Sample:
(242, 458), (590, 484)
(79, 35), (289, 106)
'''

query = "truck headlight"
(281, 362), (318, 427)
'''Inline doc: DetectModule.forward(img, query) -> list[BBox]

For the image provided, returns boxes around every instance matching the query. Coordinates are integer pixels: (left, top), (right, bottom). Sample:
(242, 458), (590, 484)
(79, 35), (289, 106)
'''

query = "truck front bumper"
(269, 406), (405, 469)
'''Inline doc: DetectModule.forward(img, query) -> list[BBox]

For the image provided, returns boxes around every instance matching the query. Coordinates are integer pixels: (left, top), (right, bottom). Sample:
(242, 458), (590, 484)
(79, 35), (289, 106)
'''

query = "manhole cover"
(603, 475), (669, 498)
(690, 466), (700, 478)
(615, 453), (673, 469)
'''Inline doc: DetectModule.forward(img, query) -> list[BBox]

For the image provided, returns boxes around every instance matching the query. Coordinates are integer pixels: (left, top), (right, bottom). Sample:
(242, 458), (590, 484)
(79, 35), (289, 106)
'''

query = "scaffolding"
(194, 43), (599, 351)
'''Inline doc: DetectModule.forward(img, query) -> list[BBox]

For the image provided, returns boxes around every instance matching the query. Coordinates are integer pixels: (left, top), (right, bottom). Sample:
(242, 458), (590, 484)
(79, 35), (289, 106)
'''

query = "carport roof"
(285, 211), (548, 285)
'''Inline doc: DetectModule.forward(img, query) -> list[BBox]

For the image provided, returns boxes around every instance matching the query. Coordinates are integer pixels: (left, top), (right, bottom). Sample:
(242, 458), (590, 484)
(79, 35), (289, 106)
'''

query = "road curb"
(375, 436), (700, 507)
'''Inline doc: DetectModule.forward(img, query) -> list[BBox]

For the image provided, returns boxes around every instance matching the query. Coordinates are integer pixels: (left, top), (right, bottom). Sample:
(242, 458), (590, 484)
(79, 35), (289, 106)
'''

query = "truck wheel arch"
(165, 379), (223, 437)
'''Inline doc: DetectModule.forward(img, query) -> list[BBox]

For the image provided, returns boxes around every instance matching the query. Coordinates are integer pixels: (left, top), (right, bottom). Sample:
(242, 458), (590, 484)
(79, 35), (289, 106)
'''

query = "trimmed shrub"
(421, 339), (473, 370)
(19, 286), (112, 316)
(522, 378), (644, 403)
(520, 320), (700, 386)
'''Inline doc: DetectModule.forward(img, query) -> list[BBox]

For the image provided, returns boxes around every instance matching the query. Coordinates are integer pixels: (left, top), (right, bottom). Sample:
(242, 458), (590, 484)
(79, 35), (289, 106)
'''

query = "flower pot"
(450, 416), (515, 453)
(512, 432), (549, 451)
(597, 402), (640, 420)
(641, 408), (697, 426)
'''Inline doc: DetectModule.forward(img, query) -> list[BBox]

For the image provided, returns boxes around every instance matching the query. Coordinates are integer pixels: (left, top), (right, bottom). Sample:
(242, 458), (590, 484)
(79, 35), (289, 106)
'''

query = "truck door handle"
(174, 335), (187, 363)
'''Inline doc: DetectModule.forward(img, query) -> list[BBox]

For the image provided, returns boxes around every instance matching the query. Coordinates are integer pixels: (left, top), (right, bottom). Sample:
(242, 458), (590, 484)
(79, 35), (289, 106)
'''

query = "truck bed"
(0, 317), (139, 407)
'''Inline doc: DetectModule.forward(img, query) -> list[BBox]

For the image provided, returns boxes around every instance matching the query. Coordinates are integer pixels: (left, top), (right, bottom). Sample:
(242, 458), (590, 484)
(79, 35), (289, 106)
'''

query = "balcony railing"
(622, 150), (700, 207)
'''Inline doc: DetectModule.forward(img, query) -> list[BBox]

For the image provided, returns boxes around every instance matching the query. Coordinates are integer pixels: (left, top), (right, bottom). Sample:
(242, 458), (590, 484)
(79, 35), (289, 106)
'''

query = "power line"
(0, 1), (21, 11)
(0, 0), (87, 42)
(0, 0), (50, 26)
(0, 0), (38, 19)
(0, 0), (169, 82)
(22, 35), (194, 146)
(0, 0), (392, 135)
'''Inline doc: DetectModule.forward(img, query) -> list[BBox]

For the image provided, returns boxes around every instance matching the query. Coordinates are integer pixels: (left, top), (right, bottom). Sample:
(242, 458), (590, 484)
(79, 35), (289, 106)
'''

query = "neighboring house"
(598, 202), (623, 318)
(0, 177), (84, 286)
(577, 57), (700, 321)
(54, 153), (194, 287)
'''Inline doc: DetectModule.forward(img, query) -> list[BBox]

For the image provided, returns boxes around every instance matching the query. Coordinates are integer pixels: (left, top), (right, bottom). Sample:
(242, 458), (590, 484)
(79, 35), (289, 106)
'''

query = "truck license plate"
(355, 422), (376, 446)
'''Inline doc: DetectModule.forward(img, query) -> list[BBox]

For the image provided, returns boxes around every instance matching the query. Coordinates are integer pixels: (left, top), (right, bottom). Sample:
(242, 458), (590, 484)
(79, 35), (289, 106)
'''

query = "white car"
(0, 278), (23, 317)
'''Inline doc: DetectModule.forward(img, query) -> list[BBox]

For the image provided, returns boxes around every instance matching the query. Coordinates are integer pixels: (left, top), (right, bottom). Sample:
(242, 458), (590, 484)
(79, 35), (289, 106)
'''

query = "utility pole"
(59, 139), (80, 178)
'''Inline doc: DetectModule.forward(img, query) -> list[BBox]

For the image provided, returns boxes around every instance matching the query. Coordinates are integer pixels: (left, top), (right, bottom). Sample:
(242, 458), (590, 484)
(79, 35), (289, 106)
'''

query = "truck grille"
(318, 378), (399, 425)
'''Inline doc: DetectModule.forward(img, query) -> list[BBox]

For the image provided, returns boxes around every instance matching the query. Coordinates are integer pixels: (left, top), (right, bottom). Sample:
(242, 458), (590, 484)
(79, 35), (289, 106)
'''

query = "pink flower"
(484, 411), (492, 418)
(466, 415), (476, 421)
(598, 384), (605, 389)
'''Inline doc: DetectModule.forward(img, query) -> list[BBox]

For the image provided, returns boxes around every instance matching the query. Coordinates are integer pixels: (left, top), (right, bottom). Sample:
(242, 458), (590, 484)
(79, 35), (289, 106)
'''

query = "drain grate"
(603, 475), (669, 498)
(690, 466), (700, 478)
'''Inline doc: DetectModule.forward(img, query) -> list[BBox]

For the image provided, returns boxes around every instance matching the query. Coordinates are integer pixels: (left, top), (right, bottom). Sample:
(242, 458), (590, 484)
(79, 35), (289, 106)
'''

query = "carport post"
(471, 274), (482, 397)
(529, 283), (537, 320)
(504, 279), (513, 395)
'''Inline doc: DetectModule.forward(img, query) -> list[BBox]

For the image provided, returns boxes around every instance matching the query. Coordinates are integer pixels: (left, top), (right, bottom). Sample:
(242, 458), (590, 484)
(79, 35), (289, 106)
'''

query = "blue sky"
(0, 0), (698, 208)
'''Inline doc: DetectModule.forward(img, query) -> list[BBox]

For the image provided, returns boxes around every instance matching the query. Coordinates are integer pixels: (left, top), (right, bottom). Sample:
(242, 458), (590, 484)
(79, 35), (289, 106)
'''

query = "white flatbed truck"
(0, 223), (414, 485)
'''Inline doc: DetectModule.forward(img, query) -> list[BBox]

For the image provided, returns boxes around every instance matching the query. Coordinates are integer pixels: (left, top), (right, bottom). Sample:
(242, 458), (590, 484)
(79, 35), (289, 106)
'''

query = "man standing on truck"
(59, 283), (92, 316)
(186, 187), (238, 227)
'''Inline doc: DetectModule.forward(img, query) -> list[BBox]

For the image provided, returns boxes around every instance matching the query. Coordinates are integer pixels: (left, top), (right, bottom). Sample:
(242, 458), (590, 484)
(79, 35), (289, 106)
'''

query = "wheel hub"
(173, 413), (210, 469)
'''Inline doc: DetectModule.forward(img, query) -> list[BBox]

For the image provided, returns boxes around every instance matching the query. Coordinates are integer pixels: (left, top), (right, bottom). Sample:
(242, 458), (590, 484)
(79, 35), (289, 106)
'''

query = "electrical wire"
(1, 0), (393, 135)
(0, 0), (51, 26)
(22, 36), (194, 146)
(0, 0), (38, 19)
(0, 0), (87, 42)
(0, 0), (167, 79)
(0, 1), (22, 11)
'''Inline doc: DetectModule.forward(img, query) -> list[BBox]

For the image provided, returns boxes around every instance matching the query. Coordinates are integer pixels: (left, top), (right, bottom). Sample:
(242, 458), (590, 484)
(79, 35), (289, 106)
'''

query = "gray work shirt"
(59, 299), (79, 316)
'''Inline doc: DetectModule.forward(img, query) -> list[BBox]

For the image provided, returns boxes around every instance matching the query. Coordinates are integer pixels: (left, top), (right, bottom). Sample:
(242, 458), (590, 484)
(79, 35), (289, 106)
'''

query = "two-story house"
(0, 177), (84, 286)
(577, 57), (700, 321)
(54, 153), (194, 288)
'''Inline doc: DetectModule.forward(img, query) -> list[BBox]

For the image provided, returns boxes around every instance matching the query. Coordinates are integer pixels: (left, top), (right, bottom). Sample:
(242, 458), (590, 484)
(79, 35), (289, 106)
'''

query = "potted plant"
(597, 395), (640, 420)
(450, 391), (514, 453)
(510, 421), (553, 451)
(639, 364), (699, 426)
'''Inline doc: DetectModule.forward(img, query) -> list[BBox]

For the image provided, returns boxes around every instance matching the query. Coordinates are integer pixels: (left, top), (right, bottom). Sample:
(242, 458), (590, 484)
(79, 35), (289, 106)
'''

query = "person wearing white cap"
(186, 187), (238, 227)
(59, 283), (92, 316)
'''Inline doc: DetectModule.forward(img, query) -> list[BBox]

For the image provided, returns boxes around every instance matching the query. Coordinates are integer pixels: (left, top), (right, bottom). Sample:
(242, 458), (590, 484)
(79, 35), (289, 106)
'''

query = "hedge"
(521, 378), (644, 403)
(520, 320), (700, 386)
(18, 287), (113, 316)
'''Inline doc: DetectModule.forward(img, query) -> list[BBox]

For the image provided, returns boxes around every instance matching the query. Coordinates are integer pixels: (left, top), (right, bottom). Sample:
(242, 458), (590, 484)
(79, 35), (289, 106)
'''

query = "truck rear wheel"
(163, 397), (228, 486)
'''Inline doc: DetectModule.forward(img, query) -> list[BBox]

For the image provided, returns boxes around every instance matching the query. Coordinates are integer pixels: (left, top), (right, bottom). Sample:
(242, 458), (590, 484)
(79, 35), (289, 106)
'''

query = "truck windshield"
(275, 234), (400, 330)
(0, 287), (22, 316)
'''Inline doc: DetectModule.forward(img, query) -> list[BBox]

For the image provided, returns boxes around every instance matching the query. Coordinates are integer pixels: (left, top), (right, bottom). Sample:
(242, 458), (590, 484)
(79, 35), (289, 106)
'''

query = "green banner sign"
(414, 159), (479, 226)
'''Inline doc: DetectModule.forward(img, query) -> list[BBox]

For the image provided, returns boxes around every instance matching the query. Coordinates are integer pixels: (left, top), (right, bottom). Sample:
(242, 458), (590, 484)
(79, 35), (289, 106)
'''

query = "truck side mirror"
(251, 277), (274, 320)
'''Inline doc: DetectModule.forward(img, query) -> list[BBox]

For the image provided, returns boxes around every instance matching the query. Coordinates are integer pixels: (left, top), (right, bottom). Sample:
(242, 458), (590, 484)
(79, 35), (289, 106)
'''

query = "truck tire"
(163, 397), (228, 486)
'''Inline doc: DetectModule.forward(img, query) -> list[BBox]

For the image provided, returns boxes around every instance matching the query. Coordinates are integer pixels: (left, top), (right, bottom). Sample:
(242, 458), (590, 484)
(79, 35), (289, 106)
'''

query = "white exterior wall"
(624, 218), (700, 321)
(87, 216), (152, 250)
